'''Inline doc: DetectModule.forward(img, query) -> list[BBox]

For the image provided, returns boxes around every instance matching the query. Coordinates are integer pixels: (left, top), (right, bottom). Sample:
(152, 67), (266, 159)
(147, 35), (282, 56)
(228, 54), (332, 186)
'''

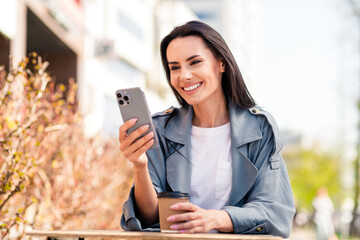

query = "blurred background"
(0, 0), (359, 239)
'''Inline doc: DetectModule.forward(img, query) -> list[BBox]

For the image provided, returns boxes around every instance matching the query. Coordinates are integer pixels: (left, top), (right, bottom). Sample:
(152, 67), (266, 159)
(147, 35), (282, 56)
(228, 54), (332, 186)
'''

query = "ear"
(220, 61), (225, 73)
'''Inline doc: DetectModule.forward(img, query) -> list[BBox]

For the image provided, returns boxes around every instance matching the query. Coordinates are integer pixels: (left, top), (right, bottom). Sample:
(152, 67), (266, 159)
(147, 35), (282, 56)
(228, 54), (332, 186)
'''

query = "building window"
(118, 11), (143, 40)
(106, 58), (143, 84)
(103, 94), (122, 138)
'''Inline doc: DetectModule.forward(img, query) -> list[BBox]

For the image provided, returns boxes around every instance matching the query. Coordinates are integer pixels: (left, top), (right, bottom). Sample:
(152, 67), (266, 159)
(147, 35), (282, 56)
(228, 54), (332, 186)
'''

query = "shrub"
(0, 53), (133, 239)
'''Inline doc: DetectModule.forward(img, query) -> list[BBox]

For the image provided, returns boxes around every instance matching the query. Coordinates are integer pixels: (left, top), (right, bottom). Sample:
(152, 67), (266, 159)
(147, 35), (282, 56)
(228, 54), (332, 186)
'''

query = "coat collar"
(162, 103), (262, 147)
(162, 103), (262, 204)
(162, 104), (193, 145)
(228, 101), (262, 147)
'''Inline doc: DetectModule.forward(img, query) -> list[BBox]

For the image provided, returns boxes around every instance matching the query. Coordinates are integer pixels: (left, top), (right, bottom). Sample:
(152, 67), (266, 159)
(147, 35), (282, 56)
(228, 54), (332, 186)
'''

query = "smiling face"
(166, 36), (225, 107)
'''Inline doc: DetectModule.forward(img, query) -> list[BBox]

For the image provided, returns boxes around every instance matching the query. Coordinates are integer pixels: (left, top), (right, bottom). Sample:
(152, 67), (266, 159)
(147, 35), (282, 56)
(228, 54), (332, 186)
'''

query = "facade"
(0, 0), (83, 86)
(181, 0), (263, 94)
(82, 0), (197, 137)
(0, 0), (262, 138)
(0, 0), (197, 138)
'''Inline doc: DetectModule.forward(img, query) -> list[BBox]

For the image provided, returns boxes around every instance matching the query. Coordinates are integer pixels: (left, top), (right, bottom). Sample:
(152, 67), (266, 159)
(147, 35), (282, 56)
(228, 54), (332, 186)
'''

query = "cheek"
(170, 75), (178, 88)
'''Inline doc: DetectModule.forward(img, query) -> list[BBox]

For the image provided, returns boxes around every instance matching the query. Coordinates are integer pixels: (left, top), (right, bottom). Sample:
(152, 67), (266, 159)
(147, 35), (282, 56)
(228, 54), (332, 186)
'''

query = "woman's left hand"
(166, 202), (234, 233)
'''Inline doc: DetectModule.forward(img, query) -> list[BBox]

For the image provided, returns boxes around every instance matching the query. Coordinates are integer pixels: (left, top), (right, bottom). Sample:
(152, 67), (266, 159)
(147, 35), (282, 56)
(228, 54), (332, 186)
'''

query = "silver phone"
(115, 87), (159, 149)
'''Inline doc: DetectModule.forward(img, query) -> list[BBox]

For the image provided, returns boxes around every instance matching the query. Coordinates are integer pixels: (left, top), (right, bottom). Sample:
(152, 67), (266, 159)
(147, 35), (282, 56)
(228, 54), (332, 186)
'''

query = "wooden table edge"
(25, 229), (282, 240)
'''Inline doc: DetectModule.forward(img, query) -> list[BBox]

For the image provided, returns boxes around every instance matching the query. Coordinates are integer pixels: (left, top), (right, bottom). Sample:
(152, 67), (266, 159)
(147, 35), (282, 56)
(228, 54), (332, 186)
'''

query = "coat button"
(255, 226), (263, 232)
(251, 107), (260, 114)
(164, 108), (173, 114)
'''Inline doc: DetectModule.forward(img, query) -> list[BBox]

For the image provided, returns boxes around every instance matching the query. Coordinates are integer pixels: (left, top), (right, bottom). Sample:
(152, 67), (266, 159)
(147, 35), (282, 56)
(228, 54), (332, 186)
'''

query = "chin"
(184, 99), (202, 106)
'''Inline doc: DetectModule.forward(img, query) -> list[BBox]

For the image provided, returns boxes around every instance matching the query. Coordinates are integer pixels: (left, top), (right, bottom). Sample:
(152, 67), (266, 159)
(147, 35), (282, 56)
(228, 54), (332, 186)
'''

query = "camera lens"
(119, 100), (124, 105)
(117, 93), (122, 98)
(124, 96), (129, 101)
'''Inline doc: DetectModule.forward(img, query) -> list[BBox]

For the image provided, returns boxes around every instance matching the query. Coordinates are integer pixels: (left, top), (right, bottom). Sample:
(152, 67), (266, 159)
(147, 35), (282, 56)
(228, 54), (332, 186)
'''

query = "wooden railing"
(25, 230), (283, 240)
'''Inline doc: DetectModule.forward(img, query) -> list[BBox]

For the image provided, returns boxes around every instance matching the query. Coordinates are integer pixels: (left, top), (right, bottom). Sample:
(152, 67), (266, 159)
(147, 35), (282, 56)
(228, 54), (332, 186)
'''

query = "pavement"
(287, 228), (317, 240)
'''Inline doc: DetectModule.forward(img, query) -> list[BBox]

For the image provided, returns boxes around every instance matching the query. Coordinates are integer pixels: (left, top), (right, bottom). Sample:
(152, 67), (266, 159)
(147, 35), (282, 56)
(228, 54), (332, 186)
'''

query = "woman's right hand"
(119, 118), (155, 168)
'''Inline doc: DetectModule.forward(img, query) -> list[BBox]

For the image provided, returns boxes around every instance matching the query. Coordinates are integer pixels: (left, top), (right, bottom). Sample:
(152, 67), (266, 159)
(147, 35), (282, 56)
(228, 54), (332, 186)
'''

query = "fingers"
(119, 120), (151, 151)
(119, 118), (137, 141)
(125, 124), (150, 147)
(167, 203), (199, 223)
(167, 211), (196, 223)
(128, 135), (154, 161)
(166, 203), (216, 233)
(118, 118), (155, 164)
(170, 220), (204, 233)
(120, 126), (152, 153)
(170, 202), (198, 212)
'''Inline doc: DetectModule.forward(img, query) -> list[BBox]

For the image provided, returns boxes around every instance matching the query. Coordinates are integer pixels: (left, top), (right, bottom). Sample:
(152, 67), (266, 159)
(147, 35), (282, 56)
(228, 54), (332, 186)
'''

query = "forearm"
(133, 164), (158, 225)
(223, 203), (294, 237)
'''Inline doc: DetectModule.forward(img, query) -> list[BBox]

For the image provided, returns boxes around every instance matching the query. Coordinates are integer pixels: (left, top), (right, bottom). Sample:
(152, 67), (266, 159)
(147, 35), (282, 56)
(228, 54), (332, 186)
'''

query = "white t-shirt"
(189, 122), (232, 210)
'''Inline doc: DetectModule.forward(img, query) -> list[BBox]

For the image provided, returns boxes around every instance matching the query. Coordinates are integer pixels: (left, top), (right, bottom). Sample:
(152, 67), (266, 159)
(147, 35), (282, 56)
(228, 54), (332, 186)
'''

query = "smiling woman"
(166, 36), (225, 117)
(119, 20), (295, 238)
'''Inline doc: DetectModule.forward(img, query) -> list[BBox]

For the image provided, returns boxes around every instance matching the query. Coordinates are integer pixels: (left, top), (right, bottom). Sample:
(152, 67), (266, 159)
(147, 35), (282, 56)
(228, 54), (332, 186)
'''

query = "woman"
(119, 20), (295, 237)
(312, 187), (337, 240)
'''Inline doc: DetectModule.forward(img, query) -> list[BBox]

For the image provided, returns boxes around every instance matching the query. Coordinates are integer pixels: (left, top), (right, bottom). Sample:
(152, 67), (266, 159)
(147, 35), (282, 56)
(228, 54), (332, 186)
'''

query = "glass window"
(103, 94), (122, 138)
(106, 58), (144, 84)
(117, 11), (143, 40)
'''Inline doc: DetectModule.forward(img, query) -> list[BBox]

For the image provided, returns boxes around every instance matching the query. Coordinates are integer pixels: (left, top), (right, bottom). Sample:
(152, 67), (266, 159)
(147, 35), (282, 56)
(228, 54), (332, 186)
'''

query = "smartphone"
(115, 87), (159, 149)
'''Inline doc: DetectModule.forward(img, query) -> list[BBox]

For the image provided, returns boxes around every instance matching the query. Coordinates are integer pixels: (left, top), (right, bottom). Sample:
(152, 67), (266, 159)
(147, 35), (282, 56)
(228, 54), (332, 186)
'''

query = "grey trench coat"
(120, 103), (295, 238)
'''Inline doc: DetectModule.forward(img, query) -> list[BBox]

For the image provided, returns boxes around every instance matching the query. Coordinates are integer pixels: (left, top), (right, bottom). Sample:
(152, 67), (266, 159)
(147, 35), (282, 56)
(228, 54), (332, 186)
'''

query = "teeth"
(184, 83), (201, 91)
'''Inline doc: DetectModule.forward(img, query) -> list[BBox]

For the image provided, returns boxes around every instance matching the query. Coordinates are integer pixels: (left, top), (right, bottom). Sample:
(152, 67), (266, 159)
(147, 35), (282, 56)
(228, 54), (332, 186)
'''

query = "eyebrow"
(167, 55), (200, 65)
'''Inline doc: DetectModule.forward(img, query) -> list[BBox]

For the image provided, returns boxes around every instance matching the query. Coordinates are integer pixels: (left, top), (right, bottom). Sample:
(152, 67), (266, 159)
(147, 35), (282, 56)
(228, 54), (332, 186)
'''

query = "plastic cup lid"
(157, 191), (189, 199)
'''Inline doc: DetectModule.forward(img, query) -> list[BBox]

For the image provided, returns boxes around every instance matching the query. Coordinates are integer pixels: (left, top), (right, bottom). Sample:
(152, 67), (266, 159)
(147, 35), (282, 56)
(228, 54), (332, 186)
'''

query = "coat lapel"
(162, 105), (193, 194)
(161, 103), (263, 204)
(228, 103), (262, 205)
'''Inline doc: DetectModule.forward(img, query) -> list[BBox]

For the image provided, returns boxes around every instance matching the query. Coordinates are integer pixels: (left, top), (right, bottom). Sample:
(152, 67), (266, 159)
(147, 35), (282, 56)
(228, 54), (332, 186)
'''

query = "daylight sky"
(256, 0), (359, 151)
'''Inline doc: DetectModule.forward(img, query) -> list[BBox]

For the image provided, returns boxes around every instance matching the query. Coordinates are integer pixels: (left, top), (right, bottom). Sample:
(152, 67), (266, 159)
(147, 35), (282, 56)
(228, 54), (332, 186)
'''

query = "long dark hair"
(160, 20), (256, 109)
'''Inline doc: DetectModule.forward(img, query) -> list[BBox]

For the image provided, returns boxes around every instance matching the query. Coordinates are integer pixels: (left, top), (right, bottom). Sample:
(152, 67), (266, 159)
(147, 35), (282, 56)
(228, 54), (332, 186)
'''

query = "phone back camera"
(117, 91), (131, 106)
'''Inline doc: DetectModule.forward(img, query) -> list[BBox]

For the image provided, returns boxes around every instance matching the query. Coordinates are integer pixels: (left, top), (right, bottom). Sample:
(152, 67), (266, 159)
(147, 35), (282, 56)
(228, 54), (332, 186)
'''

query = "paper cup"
(157, 191), (189, 232)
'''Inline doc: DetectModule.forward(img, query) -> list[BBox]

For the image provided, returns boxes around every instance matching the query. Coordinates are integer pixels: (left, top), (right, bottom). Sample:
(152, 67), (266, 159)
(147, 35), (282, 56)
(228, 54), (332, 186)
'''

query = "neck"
(192, 97), (229, 128)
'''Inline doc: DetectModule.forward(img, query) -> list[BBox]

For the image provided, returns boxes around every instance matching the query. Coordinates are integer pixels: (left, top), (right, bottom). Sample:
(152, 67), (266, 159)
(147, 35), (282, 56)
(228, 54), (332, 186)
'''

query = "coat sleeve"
(120, 148), (166, 231)
(120, 112), (171, 231)
(223, 112), (295, 238)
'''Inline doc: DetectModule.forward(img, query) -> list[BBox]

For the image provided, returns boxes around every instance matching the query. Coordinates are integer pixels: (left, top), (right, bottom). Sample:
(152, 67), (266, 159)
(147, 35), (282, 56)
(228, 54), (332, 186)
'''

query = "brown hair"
(160, 20), (255, 108)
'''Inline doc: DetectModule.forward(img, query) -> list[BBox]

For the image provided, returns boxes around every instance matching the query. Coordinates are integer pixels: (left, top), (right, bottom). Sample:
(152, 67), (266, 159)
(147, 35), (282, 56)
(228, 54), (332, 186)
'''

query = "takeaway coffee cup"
(157, 191), (190, 232)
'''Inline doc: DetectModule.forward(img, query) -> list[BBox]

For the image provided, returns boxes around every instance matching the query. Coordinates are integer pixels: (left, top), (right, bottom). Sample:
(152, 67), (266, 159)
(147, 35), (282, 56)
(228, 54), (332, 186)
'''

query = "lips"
(183, 83), (202, 92)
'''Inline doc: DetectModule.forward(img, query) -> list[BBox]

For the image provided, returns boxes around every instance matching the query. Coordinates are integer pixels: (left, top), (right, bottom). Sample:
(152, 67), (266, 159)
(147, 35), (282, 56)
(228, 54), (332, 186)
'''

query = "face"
(166, 36), (225, 107)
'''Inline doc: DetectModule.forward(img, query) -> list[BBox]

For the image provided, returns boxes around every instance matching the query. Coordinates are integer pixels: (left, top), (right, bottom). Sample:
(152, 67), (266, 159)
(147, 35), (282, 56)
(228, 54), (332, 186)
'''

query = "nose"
(180, 66), (193, 81)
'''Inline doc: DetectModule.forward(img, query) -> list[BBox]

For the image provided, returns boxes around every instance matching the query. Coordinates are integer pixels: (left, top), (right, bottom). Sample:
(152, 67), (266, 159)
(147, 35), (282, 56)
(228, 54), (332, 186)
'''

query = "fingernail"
(129, 118), (138, 123)
(141, 124), (150, 130)
(179, 230), (186, 233)
(167, 216), (175, 221)
(170, 224), (178, 230)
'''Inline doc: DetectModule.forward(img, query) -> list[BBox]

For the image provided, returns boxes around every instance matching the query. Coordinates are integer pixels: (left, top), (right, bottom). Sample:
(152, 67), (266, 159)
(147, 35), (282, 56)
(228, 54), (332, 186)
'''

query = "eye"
(170, 66), (180, 71)
(190, 60), (201, 65)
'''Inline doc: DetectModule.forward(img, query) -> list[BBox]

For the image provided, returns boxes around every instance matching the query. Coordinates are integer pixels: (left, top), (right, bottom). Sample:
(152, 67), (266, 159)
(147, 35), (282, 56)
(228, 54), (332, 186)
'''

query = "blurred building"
(181, 0), (263, 93)
(0, 0), (262, 138)
(0, 0), (83, 86)
(82, 0), (197, 137)
(0, 0), (196, 138)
